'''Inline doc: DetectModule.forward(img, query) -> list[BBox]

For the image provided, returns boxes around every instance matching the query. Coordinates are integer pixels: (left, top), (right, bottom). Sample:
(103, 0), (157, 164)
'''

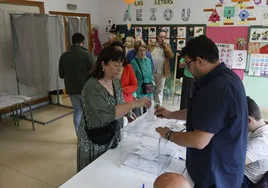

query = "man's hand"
(155, 106), (171, 119)
(155, 126), (171, 138)
(163, 41), (168, 49)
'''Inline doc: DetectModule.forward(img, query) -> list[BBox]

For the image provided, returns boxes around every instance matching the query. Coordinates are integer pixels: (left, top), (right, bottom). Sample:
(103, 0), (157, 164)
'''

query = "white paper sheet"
(216, 43), (234, 69)
(232, 50), (247, 69)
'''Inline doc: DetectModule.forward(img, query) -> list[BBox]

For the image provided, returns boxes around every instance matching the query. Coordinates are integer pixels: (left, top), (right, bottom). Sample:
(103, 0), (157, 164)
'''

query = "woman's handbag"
(135, 58), (155, 94)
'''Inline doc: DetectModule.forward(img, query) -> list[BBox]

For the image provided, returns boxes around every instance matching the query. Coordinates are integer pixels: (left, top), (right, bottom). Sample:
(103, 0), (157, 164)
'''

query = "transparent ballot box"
(120, 113), (186, 178)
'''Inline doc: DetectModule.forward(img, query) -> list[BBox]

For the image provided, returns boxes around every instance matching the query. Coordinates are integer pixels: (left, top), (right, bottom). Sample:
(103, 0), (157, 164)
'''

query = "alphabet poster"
(216, 43), (234, 69)
(232, 50), (247, 69)
(248, 54), (268, 77)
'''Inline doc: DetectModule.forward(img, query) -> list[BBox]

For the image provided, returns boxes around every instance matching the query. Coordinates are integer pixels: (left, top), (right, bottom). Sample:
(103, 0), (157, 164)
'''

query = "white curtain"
(46, 16), (65, 91)
(67, 17), (88, 49)
(11, 14), (65, 93)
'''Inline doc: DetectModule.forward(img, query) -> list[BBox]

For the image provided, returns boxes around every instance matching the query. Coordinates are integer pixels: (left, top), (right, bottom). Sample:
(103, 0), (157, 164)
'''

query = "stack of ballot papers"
(122, 136), (182, 176)
(121, 113), (187, 177)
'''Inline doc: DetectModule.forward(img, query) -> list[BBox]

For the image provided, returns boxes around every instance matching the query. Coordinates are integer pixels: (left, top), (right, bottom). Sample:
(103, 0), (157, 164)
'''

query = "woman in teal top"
(130, 41), (154, 99)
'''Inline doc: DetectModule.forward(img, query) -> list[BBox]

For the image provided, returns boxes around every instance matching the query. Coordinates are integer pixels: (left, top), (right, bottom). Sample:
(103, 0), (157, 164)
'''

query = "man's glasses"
(184, 59), (195, 68)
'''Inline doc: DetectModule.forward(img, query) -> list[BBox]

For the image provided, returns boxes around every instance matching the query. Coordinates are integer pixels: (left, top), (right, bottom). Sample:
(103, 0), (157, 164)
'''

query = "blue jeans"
(69, 95), (83, 136)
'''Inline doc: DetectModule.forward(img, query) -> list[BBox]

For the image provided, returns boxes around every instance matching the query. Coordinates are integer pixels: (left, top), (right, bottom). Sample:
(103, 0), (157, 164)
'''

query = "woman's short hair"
(90, 46), (124, 79)
(134, 41), (147, 52)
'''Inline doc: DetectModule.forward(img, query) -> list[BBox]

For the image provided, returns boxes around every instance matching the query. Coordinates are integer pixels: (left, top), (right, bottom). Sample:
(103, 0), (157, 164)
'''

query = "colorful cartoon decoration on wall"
(237, 37), (247, 50)
(164, 8), (173, 21)
(253, 0), (262, 5)
(182, 8), (191, 21)
(216, 0), (224, 7)
(208, 9), (221, 26)
(238, 9), (249, 25)
(223, 6), (235, 25)
(231, 0), (250, 9)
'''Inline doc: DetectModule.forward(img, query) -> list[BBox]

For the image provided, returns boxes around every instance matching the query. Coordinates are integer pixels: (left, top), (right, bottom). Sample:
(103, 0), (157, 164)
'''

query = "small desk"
(0, 92), (35, 130)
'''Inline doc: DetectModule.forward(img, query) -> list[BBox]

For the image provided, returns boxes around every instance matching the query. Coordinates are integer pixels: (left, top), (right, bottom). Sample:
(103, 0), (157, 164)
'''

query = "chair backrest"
(254, 171), (268, 188)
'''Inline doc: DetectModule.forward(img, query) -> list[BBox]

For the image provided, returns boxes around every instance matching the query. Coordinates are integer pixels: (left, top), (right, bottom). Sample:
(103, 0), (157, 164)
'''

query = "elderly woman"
(130, 41), (154, 99)
(130, 41), (155, 116)
(77, 46), (151, 172)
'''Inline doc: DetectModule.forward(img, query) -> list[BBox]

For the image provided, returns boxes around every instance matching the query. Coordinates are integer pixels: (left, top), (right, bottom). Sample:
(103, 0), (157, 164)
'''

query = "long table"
(60, 114), (194, 188)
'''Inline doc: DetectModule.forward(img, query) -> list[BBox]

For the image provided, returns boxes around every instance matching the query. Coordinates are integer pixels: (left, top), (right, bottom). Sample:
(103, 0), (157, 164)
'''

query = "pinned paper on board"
(194, 27), (204, 37)
(260, 44), (268, 54)
(248, 54), (268, 77)
(250, 29), (262, 42)
(237, 37), (247, 50)
(162, 27), (170, 38)
(248, 42), (261, 54)
(134, 27), (143, 37)
(177, 27), (187, 38)
(148, 27), (156, 37)
(177, 39), (186, 51)
(232, 50), (247, 69)
(216, 43), (234, 69)
(262, 11), (268, 26)
(261, 29), (268, 42)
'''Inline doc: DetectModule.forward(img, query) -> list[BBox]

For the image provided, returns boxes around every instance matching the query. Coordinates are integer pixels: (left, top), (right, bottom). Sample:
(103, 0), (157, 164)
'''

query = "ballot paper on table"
(165, 150), (187, 174)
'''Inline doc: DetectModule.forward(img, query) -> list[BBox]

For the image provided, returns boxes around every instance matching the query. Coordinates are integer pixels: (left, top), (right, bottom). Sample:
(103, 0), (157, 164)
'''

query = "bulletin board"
(247, 26), (268, 77)
(117, 24), (206, 73)
(206, 26), (249, 80)
(117, 24), (206, 93)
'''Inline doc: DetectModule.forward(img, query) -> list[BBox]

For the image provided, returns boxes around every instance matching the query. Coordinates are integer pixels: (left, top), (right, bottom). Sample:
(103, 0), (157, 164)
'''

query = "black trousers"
(180, 75), (195, 110)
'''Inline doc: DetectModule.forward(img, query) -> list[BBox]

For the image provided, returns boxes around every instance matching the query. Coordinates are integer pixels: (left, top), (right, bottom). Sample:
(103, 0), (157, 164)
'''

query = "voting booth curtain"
(10, 14), (65, 93)
(67, 17), (88, 49)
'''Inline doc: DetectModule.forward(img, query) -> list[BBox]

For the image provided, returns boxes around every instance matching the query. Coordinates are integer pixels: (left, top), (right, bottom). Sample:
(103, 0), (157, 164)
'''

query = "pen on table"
(142, 183), (145, 188)
(178, 157), (185, 161)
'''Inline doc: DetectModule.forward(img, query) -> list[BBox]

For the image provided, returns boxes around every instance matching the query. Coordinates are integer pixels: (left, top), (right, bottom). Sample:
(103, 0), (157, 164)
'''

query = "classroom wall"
(97, 0), (268, 106)
(30, 0), (100, 24)
(243, 75), (268, 107)
(97, 0), (267, 42)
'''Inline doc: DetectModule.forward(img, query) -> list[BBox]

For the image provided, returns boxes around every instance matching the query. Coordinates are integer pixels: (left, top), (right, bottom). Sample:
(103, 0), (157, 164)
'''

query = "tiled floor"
(0, 97), (181, 188)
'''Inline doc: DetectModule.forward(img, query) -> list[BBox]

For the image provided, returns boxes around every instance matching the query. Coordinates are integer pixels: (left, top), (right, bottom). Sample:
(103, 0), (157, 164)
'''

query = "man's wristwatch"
(165, 130), (173, 141)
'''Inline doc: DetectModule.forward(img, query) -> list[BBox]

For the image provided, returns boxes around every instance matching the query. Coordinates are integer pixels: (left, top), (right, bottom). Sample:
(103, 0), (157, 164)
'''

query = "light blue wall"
(243, 74), (268, 107)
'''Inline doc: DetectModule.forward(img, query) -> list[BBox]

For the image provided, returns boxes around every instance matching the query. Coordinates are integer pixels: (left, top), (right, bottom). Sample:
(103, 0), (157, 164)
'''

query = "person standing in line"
(148, 30), (174, 106)
(179, 57), (195, 110)
(126, 37), (155, 72)
(59, 33), (95, 136)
